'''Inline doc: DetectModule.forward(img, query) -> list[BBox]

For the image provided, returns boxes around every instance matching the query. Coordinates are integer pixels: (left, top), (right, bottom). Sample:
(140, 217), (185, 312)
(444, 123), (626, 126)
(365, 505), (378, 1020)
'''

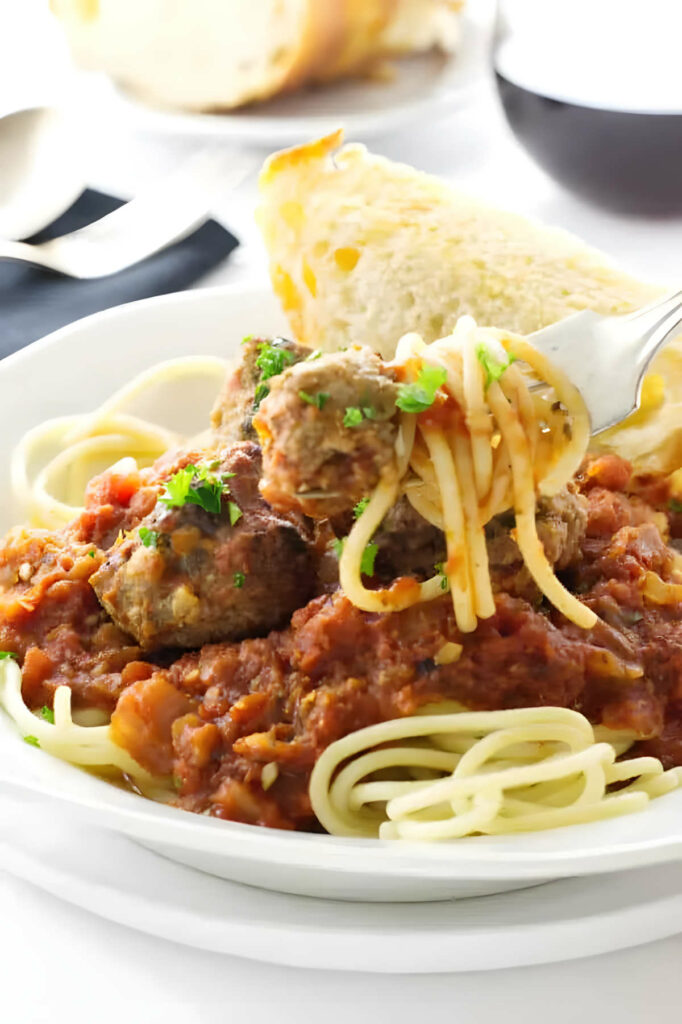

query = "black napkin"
(0, 189), (239, 359)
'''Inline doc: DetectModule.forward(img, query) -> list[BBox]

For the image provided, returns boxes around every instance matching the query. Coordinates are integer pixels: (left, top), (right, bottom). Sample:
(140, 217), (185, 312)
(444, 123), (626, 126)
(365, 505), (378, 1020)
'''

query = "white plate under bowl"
(2, 793), (682, 973)
(76, 11), (485, 146)
(1, 282), (682, 902)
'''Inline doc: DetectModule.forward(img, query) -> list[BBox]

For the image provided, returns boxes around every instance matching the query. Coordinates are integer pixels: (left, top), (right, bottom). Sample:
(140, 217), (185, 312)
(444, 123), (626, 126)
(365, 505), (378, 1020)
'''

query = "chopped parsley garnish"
(353, 496), (370, 519)
(256, 341), (297, 381)
(161, 464), (229, 515)
(24, 735), (40, 748)
(88, 550), (96, 558)
(228, 502), (243, 526)
(299, 390), (330, 410)
(0, 651), (17, 661)
(241, 334), (254, 345)
(343, 406), (365, 428)
(343, 405), (378, 427)
(138, 527), (159, 549)
(396, 365), (448, 413)
(332, 537), (345, 558)
(435, 562), (449, 591)
(253, 382), (270, 410)
(305, 350), (323, 361)
(669, 498), (682, 514)
(360, 542), (379, 577)
(40, 705), (55, 724)
(475, 344), (516, 389)
(331, 536), (377, 576)
(233, 571), (246, 589)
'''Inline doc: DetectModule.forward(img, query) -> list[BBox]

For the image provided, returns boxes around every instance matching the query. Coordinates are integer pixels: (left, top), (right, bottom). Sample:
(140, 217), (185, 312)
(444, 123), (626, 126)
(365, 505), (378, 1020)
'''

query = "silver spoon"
(529, 289), (682, 432)
(0, 107), (86, 240)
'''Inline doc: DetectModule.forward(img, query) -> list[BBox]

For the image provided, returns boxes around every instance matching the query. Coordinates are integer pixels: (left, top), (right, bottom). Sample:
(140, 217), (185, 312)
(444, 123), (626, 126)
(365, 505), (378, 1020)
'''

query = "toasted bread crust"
(258, 133), (682, 476)
(52, 0), (461, 111)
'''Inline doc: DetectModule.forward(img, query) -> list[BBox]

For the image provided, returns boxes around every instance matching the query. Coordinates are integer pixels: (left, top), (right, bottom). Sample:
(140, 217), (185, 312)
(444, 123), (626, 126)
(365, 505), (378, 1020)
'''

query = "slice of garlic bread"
(257, 132), (682, 475)
(51, 1), (462, 112)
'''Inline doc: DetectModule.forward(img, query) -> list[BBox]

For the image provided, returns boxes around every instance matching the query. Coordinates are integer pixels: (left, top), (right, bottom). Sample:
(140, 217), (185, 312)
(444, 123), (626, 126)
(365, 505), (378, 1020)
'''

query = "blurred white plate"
(78, 13), (485, 145)
(1, 283), (682, 903)
(2, 793), (682, 972)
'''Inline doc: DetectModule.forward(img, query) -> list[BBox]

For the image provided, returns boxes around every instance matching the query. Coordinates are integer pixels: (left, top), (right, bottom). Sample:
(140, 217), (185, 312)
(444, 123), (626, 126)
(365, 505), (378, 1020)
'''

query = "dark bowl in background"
(496, 74), (682, 216)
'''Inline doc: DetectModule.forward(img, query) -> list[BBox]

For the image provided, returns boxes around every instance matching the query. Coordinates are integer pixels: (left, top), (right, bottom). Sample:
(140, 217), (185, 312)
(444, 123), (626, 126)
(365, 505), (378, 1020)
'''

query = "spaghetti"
(0, 657), (150, 780)
(339, 317), (596, 631)
(12, 356), (228, 529)
(1, 321), (680, 843)
(309, 704), (682, 840)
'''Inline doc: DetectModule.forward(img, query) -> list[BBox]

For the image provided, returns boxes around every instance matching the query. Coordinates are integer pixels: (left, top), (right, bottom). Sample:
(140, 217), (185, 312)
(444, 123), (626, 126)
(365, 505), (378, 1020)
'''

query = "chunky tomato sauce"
(1, 454), (681, 831)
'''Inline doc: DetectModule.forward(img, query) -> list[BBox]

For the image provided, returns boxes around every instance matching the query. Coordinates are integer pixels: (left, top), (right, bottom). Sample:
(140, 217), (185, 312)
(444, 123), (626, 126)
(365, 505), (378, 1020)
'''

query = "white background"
(1, 2), (682, 1021)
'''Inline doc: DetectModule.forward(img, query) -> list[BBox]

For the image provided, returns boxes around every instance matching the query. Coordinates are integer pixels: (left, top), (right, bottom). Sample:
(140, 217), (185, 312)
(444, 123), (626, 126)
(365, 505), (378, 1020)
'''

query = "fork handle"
(0, 238), (65, 274)
(623, 287), (682, 373)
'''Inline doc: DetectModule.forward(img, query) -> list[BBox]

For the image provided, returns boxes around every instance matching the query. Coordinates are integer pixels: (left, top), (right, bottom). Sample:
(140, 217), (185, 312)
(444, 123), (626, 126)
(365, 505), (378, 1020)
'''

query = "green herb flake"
(0, 651), (17, 661)
(475, 344), (517, 390)
(343, 406), (365, 428)
(256, 341), (297, 381)
(305, 350), (323, 361)
(299, 390), (330, 410)
(362, 405), (377, 420)
(233, 571), (246, 589)
(161, 464), (229, 516)
(253, 382), (270, 410)
(23, 735), (40, 748)
(138, 527), (159, 549)
(669, 498), (682, 514)
(353, 497), (370, 519)
(435, 562), (449, 591)
(40, 706), (55, 724)
(88, 550), (96, 558)
(331, 535), (376, 575)
(228, 502), (243, 526)
(360, 542), (379, 578)
(396, 364), (448, 413)
(241, 334), (254, 346)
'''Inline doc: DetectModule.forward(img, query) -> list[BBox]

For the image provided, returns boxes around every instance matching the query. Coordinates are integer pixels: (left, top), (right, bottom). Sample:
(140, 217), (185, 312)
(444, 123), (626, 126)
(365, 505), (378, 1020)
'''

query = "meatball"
(340, 486), (587, 596)
(90, 443), (315, 650)
(373, 496), (445, 582)
(211, 336), (311, 443)
(485, 485), (588, 601)
(253, 346), (400, 518)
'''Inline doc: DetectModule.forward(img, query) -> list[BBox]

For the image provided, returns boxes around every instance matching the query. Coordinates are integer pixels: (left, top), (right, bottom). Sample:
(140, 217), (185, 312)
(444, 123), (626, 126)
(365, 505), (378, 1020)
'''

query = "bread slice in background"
(50, 0), (462, 112)
(258, 131), (682, 477)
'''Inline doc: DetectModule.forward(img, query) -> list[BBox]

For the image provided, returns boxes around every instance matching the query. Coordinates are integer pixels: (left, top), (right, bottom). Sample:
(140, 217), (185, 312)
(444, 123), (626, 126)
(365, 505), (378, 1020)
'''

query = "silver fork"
(0, 149), (255, 279)
(529, 288), (682, 432)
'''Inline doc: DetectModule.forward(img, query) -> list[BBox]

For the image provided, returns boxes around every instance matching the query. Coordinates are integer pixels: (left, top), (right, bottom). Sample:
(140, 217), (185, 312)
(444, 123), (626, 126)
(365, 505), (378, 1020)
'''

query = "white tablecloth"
(1, 3), (682, 1020)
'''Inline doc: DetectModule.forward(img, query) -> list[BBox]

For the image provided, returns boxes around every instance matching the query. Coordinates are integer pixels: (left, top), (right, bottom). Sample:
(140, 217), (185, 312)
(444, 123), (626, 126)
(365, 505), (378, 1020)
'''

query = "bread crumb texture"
(258, 131), (682, 475)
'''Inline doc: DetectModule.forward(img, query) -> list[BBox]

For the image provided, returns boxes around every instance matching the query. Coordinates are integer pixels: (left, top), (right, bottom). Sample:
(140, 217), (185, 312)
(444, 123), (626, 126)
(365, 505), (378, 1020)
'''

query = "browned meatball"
(90, 443), (314, 650)
(373, 497), (445, 581)
(211, 336), (311, 443)
(253, 346), (400, 518)
(330, 487), (587, 598)
(485, 485), (588, 601)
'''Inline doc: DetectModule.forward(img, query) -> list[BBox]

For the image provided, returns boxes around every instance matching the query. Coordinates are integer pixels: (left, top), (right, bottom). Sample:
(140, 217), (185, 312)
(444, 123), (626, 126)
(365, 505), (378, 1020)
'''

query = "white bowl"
(1, 282), (682, 902)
